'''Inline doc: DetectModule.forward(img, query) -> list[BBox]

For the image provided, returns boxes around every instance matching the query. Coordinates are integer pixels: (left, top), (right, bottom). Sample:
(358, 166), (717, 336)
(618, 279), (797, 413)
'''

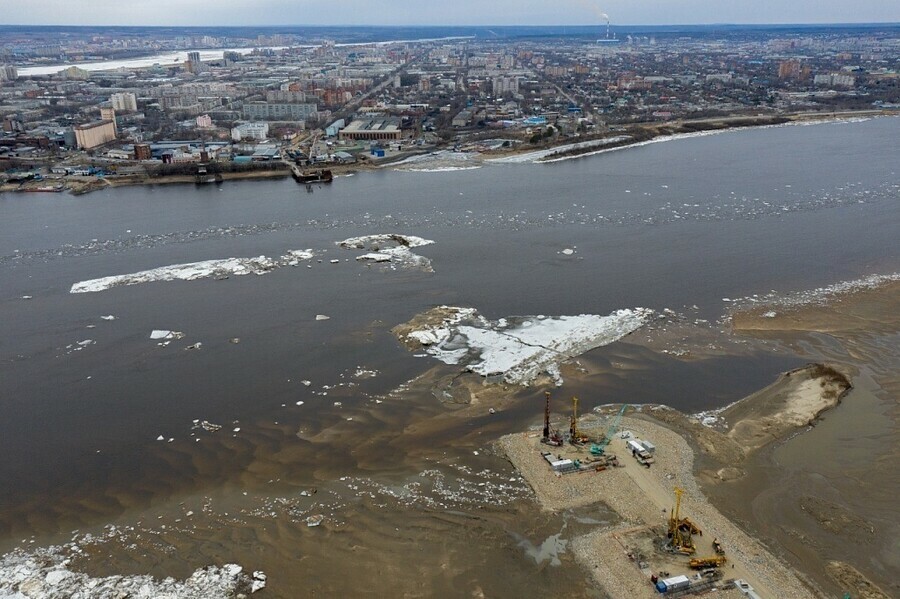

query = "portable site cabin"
(656, 574), (690, 593)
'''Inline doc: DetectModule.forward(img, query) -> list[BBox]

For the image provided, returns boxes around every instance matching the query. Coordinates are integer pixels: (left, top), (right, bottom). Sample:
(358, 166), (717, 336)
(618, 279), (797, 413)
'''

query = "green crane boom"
(590, 404), (628, 455)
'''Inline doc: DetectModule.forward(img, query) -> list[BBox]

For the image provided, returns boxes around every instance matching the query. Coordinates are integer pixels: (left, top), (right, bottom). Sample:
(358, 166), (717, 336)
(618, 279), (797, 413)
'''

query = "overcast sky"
(4, 0), (899, 27)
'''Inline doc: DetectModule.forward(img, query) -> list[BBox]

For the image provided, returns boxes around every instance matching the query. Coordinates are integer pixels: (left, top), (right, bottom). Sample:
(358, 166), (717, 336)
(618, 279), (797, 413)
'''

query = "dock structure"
(291, 165), (333, 184)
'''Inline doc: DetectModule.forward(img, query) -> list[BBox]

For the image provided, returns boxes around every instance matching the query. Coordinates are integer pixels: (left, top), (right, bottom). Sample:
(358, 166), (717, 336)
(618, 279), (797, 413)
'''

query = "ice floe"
(192, 420), (222, 432)
(68, 247), (325, 294)
(0, 546), (265, 597)
(403, 307), (654, 385)
(70, 256), (279, 293)
(150, 330), (184, 340)
(337, 234), (435, 271)
(281, 249), (315, 265)
(68, 236), (436, 282)
(338, 233), (433, 249)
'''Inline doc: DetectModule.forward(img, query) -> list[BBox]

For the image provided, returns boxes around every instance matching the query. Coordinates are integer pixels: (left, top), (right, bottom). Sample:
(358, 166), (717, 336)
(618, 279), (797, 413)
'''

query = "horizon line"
(3, 21), (900, 29)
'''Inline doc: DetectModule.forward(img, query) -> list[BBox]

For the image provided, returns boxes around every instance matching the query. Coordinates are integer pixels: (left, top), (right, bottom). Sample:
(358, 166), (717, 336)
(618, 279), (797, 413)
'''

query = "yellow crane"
(668, 486), (697, 554)
(569, 397), (589, 444)
(689, 556), (727, 569)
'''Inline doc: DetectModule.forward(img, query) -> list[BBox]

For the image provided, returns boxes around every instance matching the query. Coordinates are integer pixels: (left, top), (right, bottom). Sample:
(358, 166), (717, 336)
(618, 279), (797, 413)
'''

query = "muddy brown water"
(1, 118), (898, 595)
(705, 288), (900, 598)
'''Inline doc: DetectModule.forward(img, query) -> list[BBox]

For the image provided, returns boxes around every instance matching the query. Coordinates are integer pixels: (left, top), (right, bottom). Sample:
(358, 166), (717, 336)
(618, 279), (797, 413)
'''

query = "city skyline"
(4, 0), (900, 27)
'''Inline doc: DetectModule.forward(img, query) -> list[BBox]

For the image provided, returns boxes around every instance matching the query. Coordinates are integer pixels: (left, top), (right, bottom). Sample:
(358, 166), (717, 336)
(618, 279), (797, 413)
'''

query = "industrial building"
(99, 107), (117, 136)
(338, 117), (402, 141)
(325, 119), (345, 137)
(61, 66), (90, 80)
(74, 120), (117, 149)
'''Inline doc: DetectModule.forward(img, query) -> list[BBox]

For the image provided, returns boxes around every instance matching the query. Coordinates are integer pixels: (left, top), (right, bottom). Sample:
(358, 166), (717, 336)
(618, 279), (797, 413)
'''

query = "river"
(15, 36), (475, 76)
(0, 116), (898, 596)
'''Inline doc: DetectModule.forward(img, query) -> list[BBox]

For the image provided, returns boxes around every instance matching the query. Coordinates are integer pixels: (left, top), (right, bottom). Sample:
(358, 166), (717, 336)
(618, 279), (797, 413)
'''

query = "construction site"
(497, 393), (816, 599)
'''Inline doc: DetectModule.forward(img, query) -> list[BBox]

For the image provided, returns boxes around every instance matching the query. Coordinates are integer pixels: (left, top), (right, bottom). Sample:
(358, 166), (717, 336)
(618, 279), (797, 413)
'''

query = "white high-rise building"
(231, 122), (269, 141)
(110, 92), (137, 112)
(0, 65), (18, 81)
(492, 76), (519, 96)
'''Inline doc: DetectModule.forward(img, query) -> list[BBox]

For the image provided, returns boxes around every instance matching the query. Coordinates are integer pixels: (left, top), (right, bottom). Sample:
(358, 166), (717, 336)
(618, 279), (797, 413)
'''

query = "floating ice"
(150, 330), (184, 340)
(338, 234), (435, 271)
(306, 514), (324, 527)
(406, 307), (653, 385)
(192, 420), (222, 432)
(70, 256), (278, 293)
(282, 249), (315, 261)
(0, 546), (263, 597)
(338, 234), (433, 249)
(726, 272), (900, 313)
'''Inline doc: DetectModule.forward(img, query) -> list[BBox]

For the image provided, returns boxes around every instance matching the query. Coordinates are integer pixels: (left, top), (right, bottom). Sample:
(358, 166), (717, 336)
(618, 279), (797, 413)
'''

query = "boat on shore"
(293, 168), (333, 184)
(195, 166), (223, 184)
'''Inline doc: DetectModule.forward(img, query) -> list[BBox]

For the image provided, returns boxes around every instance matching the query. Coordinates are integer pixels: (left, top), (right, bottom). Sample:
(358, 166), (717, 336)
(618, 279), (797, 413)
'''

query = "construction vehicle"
(590, 403), (628, 455)
(569, 397), (590, 445)
(666, 487), (698, 555)
(689, 556), (727, 569)
(712, 538), (725, 555)
(626, 439), (655, 465)
(541, 392), (563, 447)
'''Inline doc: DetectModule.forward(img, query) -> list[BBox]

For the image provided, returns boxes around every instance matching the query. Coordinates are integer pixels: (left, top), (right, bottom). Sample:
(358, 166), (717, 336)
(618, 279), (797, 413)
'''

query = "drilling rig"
(541, 391), (563, 446)
(666, 487), (699, 555)
(569, 396), (590, 445)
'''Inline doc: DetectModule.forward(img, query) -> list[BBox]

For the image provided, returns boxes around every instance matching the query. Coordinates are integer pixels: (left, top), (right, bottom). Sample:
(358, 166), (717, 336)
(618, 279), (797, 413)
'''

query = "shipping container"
(661, 574), (690, 592)
(627, 440), (645, 454)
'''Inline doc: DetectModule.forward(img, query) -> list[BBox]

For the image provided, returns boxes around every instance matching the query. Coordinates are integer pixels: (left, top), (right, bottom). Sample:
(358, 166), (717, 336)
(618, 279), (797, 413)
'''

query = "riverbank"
(2, 109), (888, 198)
(74, 169), (292, 195)
(377, 109), (893, 171)
(0, 168), (293, 196)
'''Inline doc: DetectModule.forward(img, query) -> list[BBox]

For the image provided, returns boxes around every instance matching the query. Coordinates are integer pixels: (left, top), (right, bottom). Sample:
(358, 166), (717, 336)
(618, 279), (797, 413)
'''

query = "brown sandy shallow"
(710, 282), (900, 598)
